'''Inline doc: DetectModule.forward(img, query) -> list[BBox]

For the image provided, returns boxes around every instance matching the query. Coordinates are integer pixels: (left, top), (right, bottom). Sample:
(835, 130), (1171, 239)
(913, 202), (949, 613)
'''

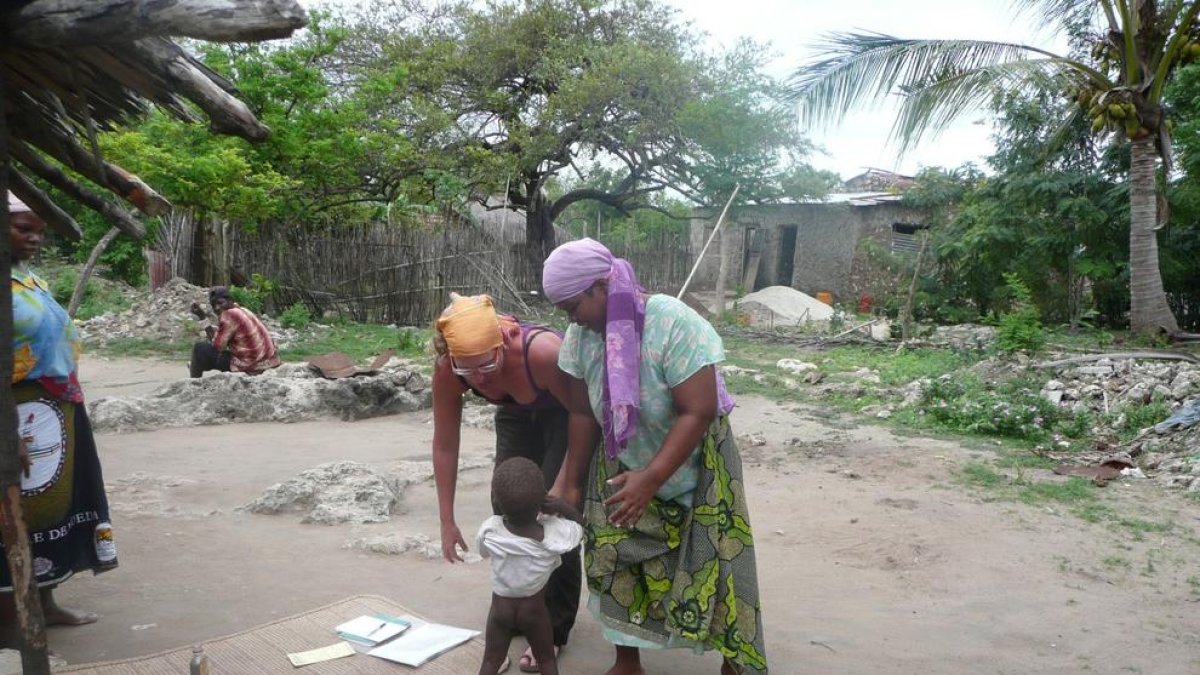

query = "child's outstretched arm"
(542, 495), (583, 524)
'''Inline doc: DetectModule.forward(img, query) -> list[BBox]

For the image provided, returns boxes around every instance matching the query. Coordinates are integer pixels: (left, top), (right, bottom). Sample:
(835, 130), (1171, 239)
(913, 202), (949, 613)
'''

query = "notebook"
(366, 622), (480, 666)
(334, 614), (411, 646)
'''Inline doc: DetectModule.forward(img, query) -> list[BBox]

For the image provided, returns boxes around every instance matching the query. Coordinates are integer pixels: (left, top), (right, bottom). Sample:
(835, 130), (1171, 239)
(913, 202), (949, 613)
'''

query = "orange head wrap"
(435, 293), (504, 358)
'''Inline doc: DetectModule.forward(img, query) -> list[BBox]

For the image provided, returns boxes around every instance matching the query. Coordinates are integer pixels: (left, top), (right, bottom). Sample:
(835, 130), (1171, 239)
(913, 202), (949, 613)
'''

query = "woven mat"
(58, 595), (484, 674)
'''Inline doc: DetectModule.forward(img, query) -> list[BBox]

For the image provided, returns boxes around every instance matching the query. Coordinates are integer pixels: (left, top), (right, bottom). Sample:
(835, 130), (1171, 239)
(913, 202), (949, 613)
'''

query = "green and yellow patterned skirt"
(584, 416), (768, 673)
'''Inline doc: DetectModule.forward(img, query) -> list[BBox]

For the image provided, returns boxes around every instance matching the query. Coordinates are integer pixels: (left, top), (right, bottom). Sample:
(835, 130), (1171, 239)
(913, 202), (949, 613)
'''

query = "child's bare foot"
(44, 604), (98, 626)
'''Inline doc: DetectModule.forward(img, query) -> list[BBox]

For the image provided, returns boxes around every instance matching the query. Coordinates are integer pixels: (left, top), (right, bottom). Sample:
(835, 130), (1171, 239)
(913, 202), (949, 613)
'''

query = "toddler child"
(477, 457), (583, 675)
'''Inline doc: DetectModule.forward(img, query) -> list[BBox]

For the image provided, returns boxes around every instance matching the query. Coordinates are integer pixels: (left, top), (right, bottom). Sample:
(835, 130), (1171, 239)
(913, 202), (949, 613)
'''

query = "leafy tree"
(900, 89), (1129, 327)
(349, 0), (831, 269)
(783, 0), (1200, 336)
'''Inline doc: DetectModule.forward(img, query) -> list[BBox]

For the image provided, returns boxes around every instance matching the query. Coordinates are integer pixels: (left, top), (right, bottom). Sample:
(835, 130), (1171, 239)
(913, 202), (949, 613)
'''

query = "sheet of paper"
(287, 641), (357, 667)
(334, 614), (409, 644)
(366, 623), (479, 666)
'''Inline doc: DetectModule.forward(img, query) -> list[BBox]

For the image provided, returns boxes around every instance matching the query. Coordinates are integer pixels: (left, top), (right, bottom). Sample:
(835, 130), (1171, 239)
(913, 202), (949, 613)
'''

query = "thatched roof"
(0, 0), (307, 241)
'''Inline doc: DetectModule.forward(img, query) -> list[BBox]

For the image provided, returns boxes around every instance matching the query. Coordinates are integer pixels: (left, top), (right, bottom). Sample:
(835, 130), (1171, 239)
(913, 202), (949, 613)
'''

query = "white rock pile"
(243, 456), (492, 525)
(78, 277), (303, 348)
(88, 362), (432, 432)
(1025, 357), (1200, 489)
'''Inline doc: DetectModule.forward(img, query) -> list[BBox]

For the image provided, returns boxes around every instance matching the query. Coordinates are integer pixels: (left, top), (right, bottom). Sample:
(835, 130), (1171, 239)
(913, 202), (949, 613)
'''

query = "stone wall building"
(688, 170), (929, 306)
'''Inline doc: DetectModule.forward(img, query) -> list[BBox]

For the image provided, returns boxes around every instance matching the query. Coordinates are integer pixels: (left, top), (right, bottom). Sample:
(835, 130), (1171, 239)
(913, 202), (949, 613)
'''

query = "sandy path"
(37, 356), (1200, 673)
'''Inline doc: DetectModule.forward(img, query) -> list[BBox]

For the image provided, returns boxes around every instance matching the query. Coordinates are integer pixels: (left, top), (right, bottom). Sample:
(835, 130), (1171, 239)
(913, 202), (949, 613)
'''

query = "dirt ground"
(33, 355), (1200, 674)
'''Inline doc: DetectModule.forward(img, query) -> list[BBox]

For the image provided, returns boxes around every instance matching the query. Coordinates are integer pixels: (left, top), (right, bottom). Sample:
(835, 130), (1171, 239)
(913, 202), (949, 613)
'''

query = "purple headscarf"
(543, 238), (645, 458)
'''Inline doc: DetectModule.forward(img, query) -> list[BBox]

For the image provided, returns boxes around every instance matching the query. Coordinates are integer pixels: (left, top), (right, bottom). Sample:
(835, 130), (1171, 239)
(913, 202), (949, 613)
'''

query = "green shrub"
(229, 285), (263, 313)
(920, 374), (1066, 441)
(1110, 400), (1173, 440)
(229, 274), (277, 315)
(279, 302), (311, 329)
(996, 273), (1045, 353)
(42, 267), (130, 320)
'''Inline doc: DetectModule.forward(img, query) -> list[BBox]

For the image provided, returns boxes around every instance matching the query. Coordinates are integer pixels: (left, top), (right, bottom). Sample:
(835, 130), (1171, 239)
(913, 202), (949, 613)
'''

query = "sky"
(300, 0), (1071, 180)
(658, 0), (1070, 179)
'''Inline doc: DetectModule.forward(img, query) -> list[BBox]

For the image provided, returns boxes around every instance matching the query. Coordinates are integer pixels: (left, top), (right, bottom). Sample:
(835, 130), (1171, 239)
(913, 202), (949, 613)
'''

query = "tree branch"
(11, 142), (146, 239)
(1, 0), (307, 46)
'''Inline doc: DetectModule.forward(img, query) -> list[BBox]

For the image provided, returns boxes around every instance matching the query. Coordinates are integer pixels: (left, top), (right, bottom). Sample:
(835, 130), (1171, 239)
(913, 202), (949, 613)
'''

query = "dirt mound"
(734, 286), (834, 327)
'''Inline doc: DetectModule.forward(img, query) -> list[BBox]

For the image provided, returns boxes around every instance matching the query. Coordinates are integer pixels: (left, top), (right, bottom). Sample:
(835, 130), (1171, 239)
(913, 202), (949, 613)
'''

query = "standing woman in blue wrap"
(544, 238), (768, 675)
(0, 193), (118, 641)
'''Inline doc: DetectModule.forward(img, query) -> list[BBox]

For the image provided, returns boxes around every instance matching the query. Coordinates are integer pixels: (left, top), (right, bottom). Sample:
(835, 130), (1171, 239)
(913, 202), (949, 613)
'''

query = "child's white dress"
(476, 515), (583, 598)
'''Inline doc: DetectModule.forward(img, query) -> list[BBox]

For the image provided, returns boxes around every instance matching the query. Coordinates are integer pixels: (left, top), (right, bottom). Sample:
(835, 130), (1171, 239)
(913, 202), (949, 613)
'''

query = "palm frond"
(1009, 0), (1104, 32)
(782, 32), (1103, 152)
(893, 59), (1091, 153)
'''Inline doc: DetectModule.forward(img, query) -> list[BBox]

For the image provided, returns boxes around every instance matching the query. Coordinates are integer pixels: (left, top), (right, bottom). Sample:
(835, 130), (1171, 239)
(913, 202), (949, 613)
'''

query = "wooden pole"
(68, 226), (121, 317)
(900, 231), (929, 342)
(677, 184), (740, 299)
(0, 70), (53, 675)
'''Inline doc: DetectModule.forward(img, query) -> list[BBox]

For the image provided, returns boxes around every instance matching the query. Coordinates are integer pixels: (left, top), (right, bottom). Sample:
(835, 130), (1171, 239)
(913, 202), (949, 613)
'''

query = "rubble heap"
(996, 356), (1199, 490)
(78, 277), (303, 348)
(88, 362), (431, 432)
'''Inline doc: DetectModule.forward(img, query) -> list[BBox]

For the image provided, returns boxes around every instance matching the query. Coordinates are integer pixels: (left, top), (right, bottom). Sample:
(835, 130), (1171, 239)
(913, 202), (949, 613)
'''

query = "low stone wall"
(88, 362), (431, 432)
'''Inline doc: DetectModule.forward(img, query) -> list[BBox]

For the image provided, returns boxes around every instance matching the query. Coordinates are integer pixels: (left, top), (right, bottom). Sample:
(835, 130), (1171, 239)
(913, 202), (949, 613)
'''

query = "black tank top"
(457, 322), (562, 410)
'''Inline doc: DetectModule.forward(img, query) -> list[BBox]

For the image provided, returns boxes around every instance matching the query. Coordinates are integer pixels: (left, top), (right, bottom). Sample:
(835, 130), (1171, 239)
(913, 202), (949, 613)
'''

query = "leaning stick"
(677, 184), (740, 299)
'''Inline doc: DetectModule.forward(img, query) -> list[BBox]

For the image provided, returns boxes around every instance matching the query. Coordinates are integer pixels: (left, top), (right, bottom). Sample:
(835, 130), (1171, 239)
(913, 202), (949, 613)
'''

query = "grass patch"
(1102, 556), (1131, 569)
(278, 323), (430, 362)
(93, 322), (432, 365)
(1018, 478), (1095, 507)
(959, 462), (1007, 489)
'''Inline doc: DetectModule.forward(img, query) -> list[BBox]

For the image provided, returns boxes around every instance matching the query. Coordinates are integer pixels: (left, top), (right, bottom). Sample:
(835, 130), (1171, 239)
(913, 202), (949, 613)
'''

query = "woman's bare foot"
(40, 589), (97, 626)
(601, 664), (646, 675)
(602, 646), (645, 675)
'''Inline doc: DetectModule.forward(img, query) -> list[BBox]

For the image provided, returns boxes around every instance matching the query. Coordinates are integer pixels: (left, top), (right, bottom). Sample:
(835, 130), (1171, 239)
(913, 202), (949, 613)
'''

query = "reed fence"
(217, 215), (692, 325)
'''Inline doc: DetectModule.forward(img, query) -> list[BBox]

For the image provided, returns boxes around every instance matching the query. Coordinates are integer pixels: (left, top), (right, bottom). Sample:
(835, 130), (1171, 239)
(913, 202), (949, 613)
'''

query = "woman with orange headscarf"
(430, 293), (579, 673)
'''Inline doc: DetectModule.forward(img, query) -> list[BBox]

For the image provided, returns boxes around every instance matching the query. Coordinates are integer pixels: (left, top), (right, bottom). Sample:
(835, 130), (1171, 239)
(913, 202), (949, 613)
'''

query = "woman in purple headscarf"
(544, 238), (767, 675)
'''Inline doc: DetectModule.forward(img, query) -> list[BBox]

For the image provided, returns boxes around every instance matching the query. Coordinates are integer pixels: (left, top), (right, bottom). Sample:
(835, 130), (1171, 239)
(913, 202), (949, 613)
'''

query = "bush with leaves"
(920, 374), (1071, 441)
(996, 273), (1045, 353)
(280, 302), (311, 329)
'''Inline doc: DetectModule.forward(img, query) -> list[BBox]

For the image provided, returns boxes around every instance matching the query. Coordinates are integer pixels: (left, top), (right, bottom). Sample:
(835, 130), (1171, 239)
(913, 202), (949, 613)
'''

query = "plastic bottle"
(189, 645), (209, 675)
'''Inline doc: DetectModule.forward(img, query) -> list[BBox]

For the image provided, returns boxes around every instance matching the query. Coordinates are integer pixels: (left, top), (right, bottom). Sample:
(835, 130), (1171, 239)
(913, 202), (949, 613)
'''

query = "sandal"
(517, 645), (560, 673)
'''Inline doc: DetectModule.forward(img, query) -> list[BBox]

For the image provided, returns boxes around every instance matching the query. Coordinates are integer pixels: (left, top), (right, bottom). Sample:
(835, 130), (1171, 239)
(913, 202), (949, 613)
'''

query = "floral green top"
(11, 266), (83, 402)
(559, 294), (727, 504)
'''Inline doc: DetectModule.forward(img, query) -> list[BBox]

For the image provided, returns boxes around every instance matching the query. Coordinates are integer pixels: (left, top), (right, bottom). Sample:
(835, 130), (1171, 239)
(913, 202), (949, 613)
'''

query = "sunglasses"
(451, 349), (503, 377)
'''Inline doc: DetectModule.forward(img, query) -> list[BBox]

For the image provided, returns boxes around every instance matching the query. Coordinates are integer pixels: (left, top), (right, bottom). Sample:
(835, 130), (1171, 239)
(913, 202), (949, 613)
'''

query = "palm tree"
(783, 0), (1200, 336)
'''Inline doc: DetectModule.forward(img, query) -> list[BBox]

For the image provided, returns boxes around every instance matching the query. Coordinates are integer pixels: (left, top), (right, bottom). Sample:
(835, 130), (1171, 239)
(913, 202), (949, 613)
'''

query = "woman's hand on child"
(604, 469), (659, 528)
(440, 520), (468, 563)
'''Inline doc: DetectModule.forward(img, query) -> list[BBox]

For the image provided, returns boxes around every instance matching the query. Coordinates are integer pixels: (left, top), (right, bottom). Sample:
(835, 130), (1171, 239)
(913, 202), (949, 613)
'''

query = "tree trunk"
(0, 75), (52, 675)
(1128, 136), (1180, 336)
(68, 226), (120, 318)
(525, 187), (555, 284)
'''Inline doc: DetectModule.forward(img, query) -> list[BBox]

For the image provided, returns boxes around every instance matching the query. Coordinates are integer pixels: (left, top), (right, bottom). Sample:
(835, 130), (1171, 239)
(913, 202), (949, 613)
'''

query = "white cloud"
(662, 0), (1071, 178)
